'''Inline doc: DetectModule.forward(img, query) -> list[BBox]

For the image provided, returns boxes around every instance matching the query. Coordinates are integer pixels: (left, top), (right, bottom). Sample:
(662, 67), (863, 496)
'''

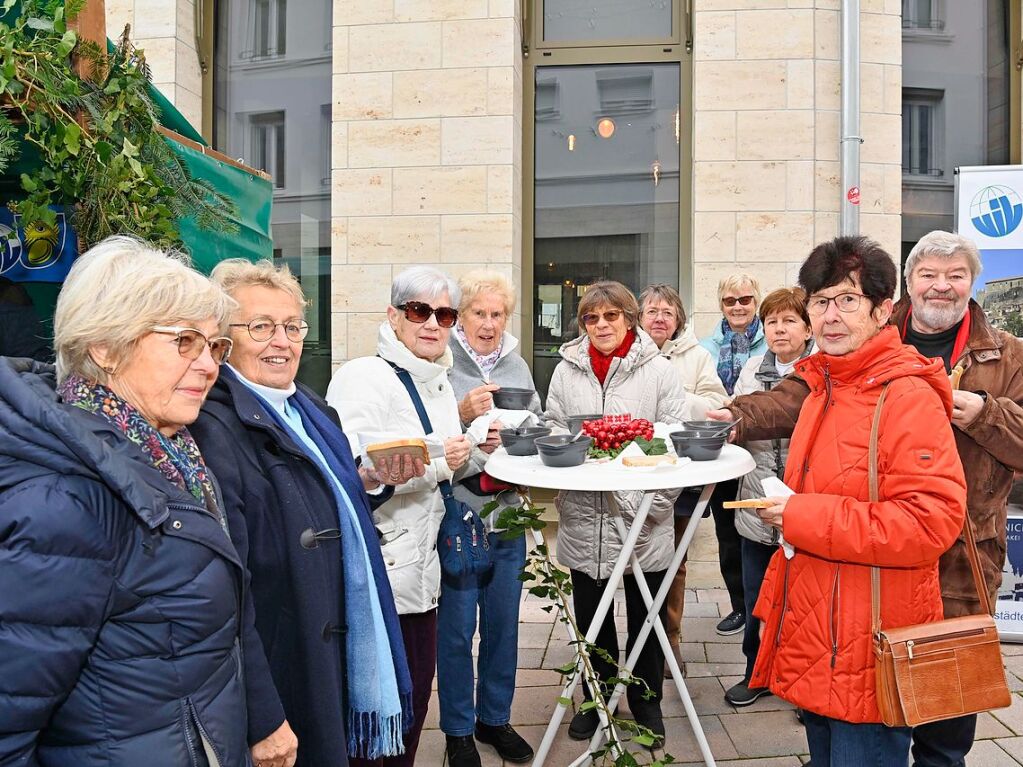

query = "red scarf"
(588, 329), (636, 385)
(900, 305), (971, 368)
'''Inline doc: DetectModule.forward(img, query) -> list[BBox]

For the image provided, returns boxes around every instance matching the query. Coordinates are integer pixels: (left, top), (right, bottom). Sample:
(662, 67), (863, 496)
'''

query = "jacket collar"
(376, 322), (453, 381)
(755, 340), (815, 384)
(659, 323), (700, 358)
(795, 326), (952, 414)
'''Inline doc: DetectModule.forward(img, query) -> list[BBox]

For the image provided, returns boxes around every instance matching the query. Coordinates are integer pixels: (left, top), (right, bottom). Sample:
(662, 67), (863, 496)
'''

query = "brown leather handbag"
(868, 385), (1011, 727)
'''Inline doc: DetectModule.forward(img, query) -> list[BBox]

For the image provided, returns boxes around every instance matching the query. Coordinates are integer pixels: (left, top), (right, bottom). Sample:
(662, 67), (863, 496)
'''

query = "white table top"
(485, 443), (755, 492)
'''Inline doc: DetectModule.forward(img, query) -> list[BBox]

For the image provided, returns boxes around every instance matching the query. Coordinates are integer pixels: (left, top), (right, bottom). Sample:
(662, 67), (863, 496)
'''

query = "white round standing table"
(486, 444), (755, 767)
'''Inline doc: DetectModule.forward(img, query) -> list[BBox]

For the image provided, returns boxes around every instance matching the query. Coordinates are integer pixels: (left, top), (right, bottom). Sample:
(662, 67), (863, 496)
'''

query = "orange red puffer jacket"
(749, 326), (967, 723)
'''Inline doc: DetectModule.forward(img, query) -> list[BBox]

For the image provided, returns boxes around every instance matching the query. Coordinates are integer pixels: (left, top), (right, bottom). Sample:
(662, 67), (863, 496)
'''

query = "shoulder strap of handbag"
(869, 384), (990, 637)
(383, 358), (457, 501)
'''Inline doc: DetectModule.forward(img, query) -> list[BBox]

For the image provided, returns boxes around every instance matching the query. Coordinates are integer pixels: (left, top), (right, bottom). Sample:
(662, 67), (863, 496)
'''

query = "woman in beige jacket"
(638, 284), (727, 676)
(544, 281), (687, 748)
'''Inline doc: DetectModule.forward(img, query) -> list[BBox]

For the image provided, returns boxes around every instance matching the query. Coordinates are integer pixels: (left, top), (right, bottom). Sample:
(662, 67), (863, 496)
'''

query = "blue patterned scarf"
(716, 315), (762, 396)
(260, 387), (413, 759)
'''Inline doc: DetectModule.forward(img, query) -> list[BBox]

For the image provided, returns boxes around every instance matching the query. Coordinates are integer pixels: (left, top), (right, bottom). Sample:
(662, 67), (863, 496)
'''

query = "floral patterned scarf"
(59, 374), (217, 507)
(455, 323), (503, 379)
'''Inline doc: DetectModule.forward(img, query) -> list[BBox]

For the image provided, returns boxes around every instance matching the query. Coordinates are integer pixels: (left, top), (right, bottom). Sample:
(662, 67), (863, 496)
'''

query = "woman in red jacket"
(750, 236), (967, 766)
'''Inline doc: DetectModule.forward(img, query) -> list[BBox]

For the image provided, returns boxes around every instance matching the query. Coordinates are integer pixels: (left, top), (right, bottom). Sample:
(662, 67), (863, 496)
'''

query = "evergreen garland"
(0, 0), (238, 250)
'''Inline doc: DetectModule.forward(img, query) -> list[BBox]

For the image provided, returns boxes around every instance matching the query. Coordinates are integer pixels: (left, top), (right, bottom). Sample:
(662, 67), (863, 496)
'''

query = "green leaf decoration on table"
(0, 1), (237, 250)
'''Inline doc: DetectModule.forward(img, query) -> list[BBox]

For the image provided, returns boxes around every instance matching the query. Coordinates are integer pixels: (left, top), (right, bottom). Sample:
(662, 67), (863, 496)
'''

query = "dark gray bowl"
(670, 431), (726, 461)
(567, 413), (603, 434)
(499, 426), (552, 456)
(681, 420), (735, 438)
(535, 434), (592, 468)
(493, 386), (535, 410)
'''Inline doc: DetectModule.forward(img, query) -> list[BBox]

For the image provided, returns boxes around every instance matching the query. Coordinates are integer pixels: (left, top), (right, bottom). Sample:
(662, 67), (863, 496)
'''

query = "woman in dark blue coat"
(0, 237), (248, 766)
(190, 260), (419, 767)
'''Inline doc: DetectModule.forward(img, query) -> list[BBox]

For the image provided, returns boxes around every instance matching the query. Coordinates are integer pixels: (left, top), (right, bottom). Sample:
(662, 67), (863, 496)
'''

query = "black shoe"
(446, 734), (482, 767)
(795, 708), (805, 724)
(568, 707), (599, 740)
(631, 704), (665, 750)
(475, 722), (533, 763)
(724, 679), (772, 706)
(716, 609), (746, 635)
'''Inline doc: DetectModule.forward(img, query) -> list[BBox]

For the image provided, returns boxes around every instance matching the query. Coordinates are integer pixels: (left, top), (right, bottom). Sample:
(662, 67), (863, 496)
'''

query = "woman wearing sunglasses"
(698, 273), (768, 641)
(543, 280), (687, 748)
(0, 237), (251, 766)
(327, 266), (473, 767)
(190, 260), (420, 767)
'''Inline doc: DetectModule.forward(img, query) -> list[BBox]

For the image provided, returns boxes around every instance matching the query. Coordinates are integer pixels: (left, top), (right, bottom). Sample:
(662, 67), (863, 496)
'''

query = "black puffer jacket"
(0, 358), (250, 767)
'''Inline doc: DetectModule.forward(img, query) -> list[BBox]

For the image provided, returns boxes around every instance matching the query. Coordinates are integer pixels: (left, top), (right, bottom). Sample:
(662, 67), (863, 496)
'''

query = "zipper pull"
(907, 640), (915, 660)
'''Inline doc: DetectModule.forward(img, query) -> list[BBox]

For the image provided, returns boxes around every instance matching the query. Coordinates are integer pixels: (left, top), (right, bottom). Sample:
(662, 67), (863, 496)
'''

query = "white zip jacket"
(658, 324), (729, 419)
(325, 323), (461, 615)
(544, 328), (687, 579)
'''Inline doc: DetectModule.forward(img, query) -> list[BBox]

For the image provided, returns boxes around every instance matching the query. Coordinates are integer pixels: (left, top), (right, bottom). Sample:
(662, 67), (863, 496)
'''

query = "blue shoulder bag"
(388, 363), (493, 578)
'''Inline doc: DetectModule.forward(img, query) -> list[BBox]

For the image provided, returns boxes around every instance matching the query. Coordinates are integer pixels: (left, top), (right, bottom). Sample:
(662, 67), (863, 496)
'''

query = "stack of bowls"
(534, 434), (592, 467)
(499, 426), (552, 456)
(669, 420), (732, 462)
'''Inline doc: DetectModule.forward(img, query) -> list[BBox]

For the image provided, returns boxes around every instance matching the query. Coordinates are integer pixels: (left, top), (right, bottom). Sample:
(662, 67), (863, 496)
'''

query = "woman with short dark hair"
(746, 236), (966, 765)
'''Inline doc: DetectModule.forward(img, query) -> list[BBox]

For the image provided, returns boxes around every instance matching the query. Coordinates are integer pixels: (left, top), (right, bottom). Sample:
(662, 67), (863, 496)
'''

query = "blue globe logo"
(970, 185), (1023, 238)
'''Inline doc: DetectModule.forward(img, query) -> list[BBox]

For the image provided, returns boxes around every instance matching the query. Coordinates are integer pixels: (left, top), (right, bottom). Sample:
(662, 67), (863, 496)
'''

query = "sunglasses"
(152, 326), (233, 365)
(722, 295), (755, 308)
(581, 309), (623, 326)
(396, 301), (459, 328)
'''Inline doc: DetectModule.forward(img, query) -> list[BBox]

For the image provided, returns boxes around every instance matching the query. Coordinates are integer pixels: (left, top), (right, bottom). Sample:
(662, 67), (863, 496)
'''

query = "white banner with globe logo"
(955, 165), (1023, 340)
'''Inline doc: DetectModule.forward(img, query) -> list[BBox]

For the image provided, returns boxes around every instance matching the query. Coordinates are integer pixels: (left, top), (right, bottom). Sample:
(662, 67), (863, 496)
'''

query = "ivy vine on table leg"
(482, 496), (677, 767)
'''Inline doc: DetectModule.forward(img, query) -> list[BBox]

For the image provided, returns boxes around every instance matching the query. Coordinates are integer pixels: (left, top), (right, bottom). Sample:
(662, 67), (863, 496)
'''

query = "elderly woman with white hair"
(190, 260), (418, 767)
(0, 237), (249, 766)
(438, 270), (539, 767)
(327, 265), (472, 767)
(700, 273), (767, 638)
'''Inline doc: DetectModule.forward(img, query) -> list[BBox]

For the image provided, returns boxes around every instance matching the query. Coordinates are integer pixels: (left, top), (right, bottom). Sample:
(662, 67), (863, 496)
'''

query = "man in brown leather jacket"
(713, 230), (1023, 767)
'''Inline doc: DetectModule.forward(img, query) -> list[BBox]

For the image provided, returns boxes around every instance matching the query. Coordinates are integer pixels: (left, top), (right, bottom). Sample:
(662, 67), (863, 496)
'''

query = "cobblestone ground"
(418, 521), (1023, 766)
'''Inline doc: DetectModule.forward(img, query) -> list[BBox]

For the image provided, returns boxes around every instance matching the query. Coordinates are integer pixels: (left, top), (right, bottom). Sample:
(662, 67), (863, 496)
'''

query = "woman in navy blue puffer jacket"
(0, 237), (250, 767)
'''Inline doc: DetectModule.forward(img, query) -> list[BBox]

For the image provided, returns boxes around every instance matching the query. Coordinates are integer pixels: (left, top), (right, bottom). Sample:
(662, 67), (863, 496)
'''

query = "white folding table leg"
(528, 490), (657, 767)
(578, 483), (719, 767)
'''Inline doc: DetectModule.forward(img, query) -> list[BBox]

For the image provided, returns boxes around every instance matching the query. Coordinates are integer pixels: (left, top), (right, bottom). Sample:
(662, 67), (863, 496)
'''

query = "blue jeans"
(739, 536), (777, 681)
(803, 710), (911, 767)
(911, 714), (977, 766)
(437, 531), (526, 736)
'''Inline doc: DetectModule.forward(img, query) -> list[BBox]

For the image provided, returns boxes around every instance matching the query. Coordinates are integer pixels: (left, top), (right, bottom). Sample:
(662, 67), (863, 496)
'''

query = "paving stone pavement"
(419, 522), (1023, 765)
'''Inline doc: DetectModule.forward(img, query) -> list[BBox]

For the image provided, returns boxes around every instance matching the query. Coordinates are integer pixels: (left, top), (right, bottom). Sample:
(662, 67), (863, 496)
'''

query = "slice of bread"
(367, 438), (431, 466)
(622, 454), (677, 467)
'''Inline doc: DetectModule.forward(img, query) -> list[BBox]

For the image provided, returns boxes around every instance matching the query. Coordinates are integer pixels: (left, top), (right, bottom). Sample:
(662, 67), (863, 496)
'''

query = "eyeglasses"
(229, 318), (310, 342)
(152, 326), (233, 364)
(581, 309), (623, 326)
(643, 307), (677, 321)
(806, 292), (867, 316)
(722, 295), (755, 308)
(395, 301), (459, 328)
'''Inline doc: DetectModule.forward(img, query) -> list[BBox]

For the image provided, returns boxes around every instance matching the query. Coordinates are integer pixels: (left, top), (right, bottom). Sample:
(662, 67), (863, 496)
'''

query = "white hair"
(53, 235), (235, 384)
(905, 231), (983, 285)
(211, 258), (307, 313)
(391, 266), (460, 308)
(717, 273), (763, 306)
(457, 269), (516, 315)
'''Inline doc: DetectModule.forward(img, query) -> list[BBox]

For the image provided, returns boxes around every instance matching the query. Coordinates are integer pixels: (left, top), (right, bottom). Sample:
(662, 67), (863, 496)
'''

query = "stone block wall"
(330, 0), (523, 363)
(689, 0), (902, 335)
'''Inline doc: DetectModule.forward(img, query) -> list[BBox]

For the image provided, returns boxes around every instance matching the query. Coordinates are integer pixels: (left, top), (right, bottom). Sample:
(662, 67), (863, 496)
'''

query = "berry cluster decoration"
(579, 415), (666, 459)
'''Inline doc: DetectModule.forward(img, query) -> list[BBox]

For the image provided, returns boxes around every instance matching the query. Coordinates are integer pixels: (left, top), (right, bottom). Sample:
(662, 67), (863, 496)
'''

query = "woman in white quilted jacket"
(326, 266), (472, 767)
(543, 280), (687, 748)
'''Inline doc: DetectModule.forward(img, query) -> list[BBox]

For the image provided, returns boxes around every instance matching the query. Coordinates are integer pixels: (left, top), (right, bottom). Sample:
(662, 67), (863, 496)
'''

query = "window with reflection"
(532, 62), (680, 397)
(542, 0), (672, 43)
(214, 0), (332, 392)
